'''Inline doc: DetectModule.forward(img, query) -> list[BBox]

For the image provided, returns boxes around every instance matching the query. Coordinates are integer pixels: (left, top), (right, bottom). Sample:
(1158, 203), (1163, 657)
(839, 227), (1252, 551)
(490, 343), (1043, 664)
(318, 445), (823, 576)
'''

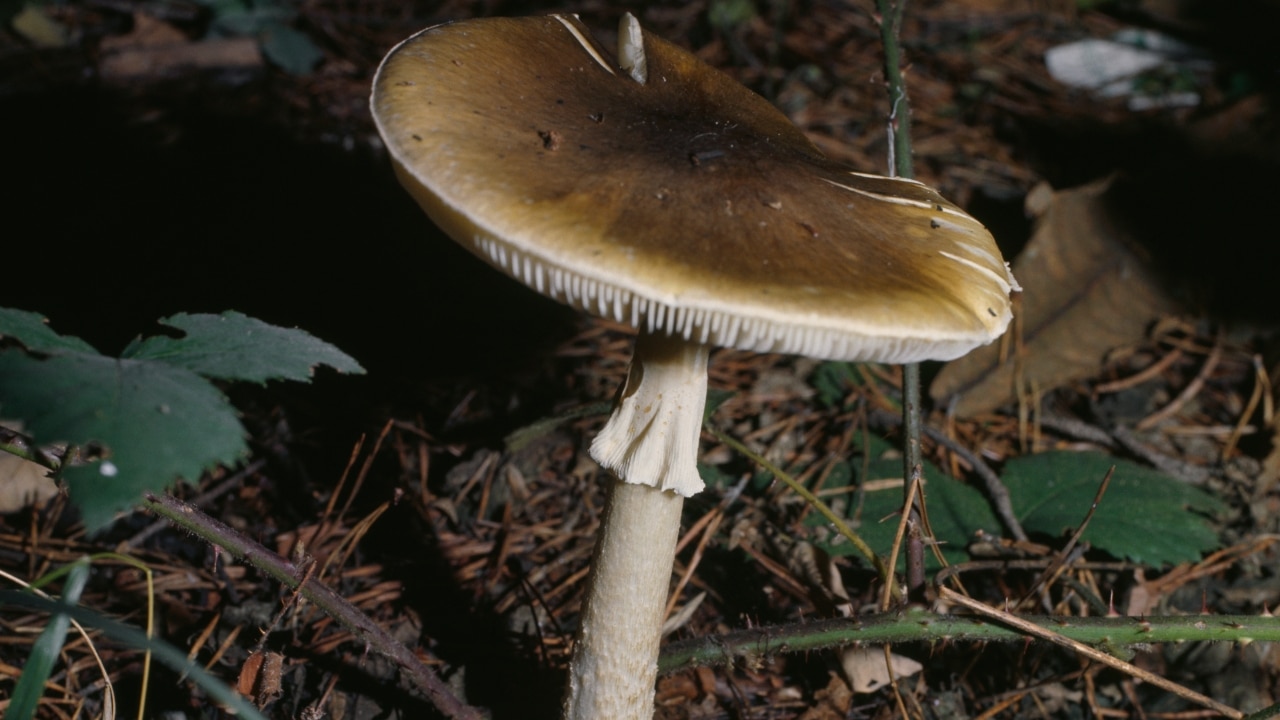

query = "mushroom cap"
(372, 15), (1017, 363)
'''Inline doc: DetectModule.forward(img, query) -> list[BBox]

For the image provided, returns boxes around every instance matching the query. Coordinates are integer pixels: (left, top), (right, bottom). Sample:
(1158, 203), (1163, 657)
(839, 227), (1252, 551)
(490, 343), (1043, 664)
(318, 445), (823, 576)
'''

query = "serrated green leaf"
(124, 311), (363, 384)
(0, 351), (247, 530)
(0, 308), (99, 355)
(808, 436), (1002, 569)
(1003, 451), (1226, 566)
(803, 442), (1224, 569)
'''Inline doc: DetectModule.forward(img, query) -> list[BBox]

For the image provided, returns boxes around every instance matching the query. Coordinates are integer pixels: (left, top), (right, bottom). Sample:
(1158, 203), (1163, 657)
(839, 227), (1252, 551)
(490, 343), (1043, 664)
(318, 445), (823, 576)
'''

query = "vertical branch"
(877, 0), (915, 181)
(876, 0), (926, 602)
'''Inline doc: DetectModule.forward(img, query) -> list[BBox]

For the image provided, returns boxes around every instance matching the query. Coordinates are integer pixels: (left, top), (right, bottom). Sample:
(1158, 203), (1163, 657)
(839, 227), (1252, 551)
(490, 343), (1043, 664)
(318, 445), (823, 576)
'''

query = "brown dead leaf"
(0, 421), (57, 513)
(99, 14), (262, 83)
(786, 542), (854, 618)
(99, 13), (187, 52)
(0, 452), (57, 513)
(655, 671), (700, 708)
(797, 673), (853, 720)
(931, 176), (1179, 416)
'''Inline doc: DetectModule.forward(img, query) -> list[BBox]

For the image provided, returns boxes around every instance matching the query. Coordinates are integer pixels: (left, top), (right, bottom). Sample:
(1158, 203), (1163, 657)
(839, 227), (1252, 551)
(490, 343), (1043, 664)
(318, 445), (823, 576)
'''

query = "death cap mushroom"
(372, 15), (1018, 720)
(371, 14), (1018, 369)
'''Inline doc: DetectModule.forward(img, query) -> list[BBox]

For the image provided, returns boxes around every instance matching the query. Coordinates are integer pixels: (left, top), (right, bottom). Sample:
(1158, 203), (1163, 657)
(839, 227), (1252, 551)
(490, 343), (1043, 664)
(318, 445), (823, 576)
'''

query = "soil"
(3, 1), (1280, 718)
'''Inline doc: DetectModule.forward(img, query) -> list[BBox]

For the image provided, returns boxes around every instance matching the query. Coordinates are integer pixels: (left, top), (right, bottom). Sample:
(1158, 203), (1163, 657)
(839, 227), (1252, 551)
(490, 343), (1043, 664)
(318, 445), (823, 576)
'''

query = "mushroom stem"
(564, 333), (710, 719)
(563, 480), (683, 719)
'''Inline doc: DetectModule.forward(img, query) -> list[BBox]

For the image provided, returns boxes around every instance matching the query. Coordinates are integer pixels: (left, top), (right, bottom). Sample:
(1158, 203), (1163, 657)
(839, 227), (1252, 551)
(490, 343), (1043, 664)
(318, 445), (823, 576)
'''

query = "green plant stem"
(876, 0), (914, 180)
(0, 425), (55, 469)
(901, 363), (925, 601)
(658, 605), (1280, 674)
(143, 492), (483, 720)
(876, 0), (926, 604)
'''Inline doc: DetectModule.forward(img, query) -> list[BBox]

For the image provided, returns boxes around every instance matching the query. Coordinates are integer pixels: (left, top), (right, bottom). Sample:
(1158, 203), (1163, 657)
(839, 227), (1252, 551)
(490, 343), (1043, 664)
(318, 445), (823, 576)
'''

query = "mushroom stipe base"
(563, 480), (683, 718)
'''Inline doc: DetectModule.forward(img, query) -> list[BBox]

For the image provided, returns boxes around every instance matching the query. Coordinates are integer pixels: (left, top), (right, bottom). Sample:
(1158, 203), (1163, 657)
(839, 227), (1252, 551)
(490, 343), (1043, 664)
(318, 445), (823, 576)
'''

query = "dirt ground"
(4, 0), (1280, 718)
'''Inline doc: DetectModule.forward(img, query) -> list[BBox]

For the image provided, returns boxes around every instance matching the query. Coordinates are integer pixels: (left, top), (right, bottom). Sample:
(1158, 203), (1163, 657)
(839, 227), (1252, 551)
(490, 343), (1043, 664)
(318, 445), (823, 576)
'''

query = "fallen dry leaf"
(841, 646), (923, 694)
(99, 13), (187, 52)
(797, 673), (853, 720)
(0, 421), (58, 513)
(99, 13), (262, 84)
(931, 176), (1179, 416)
(0, 452), (57, 513)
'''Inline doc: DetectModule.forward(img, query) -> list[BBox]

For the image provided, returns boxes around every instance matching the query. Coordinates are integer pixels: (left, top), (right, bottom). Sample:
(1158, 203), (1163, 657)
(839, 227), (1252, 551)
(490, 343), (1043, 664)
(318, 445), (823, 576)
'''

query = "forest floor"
(4, 0), (1280, 718)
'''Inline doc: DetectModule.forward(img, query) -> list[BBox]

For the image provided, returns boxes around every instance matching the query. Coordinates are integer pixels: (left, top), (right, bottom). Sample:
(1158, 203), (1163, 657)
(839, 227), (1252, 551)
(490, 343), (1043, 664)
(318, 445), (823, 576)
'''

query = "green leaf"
(697, 462), (737, 492)
(809, 446), (1225, 569)
(0, 310), (361, 531)
(708, 0), (757, 31)
(124, 311), (363, 384)
(704, 388), (736, 421)
(206, 1), (290, 36)
(0, 308), (99, 355)
(808, 362), (859, 408)
(808, 435), (1001, 569)
(1003, 451), (1226, 566)
(260, 22), (324, 75)
(0, 351), (248, 530)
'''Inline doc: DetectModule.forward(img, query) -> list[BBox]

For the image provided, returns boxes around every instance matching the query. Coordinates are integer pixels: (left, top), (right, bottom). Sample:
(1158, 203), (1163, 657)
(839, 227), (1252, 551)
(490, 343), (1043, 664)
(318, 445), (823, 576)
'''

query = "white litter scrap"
(841, 646), (924, 694)
(1044, 30), (1210, 110)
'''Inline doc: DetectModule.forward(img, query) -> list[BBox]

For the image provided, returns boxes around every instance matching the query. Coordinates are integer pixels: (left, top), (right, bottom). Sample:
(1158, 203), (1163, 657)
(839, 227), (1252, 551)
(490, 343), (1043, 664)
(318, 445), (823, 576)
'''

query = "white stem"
(564, 334), (710, 719)
(562, 481), (683, 719)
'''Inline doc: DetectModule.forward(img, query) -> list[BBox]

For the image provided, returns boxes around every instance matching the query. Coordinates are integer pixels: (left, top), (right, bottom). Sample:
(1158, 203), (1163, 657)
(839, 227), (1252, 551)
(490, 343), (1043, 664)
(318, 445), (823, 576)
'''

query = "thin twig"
(1222, 355), (1269, 460)
(1017, 466), (1114, 610)
(1136, 333), (1224, 431)
(1110, 425), (1212, 485)
(880, 469), (921, 611)
(1095, 347), (1184, 394)
(871, 408), (1028, 542)
(117, 460), (267, 551)
(705, 424), (899, 599)
(143, 492), (483, 720)
(1038, 411), (1117, 447)
(927, 425), (1028, 542)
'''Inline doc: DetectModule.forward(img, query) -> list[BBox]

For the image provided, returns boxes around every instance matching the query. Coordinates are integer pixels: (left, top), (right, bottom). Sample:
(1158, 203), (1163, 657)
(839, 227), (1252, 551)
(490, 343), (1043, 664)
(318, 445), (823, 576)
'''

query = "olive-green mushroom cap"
(371, 14), (1017, 362)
